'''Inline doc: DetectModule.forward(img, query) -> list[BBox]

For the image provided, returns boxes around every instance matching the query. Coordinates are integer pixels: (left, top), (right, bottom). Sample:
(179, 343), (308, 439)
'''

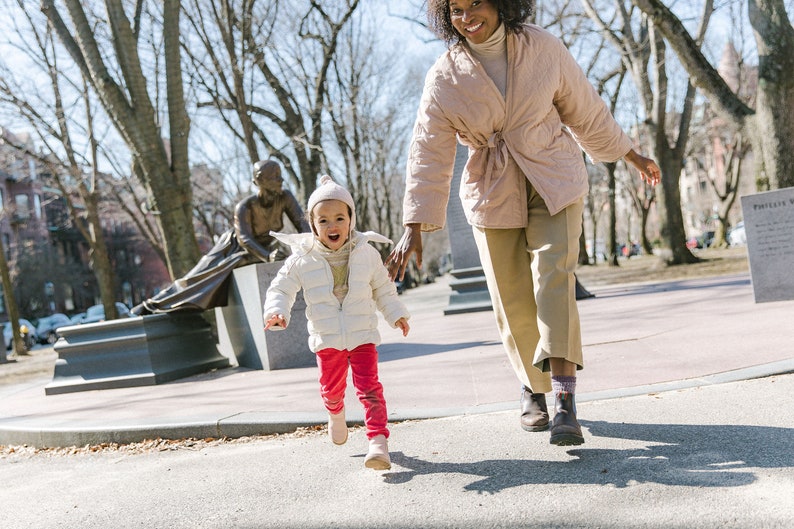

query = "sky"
(0, 0), (772, 192)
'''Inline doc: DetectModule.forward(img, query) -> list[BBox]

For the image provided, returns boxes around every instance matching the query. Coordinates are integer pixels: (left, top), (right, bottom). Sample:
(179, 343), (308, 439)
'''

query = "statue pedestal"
(215, 262), (315, 370)
(444, 266), (493, 315)
(45, 313), (230, 395)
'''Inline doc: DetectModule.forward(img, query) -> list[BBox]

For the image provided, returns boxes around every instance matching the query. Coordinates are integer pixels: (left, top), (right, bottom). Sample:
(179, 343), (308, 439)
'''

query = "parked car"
(3, 319), (38, 350)
(687, 230), (715, 250)
(35, 313), (72, 345)
(80, 302), (132, 325)
(620, 243), (641, 257)
(728, 221), (746, 246)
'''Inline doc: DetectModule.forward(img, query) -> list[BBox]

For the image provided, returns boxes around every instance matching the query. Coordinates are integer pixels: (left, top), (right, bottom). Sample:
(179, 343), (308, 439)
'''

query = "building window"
(15, 194), (29, 219)
(34, 194), (42, 219)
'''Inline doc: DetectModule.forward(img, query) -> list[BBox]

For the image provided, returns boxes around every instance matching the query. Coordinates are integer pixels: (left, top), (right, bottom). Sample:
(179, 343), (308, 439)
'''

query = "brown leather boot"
(520, 386), (549, 432)
(550, 392), (584, 446)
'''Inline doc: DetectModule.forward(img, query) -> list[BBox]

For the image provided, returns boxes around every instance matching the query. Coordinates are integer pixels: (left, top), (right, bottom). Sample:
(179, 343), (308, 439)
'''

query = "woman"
(387, 0), (661, 446)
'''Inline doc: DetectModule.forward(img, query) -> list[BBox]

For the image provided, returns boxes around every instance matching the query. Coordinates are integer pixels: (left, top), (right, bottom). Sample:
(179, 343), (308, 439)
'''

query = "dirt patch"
(0, 347), (57, 386)
(0, 426), (328, 459)
(575, 246), (749, 288)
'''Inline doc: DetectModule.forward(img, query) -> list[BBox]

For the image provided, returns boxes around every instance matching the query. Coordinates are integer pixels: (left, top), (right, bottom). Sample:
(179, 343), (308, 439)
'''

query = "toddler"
(264, 175), (410, 470)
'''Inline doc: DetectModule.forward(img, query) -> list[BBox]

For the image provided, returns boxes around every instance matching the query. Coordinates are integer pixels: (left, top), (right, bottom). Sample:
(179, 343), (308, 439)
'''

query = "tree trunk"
(0, 234), (27, 355)
(84, 194), (119, 320)
(656, 149), (700, 264)
(640, 208), (653, 255)
(42, 0), (201, 280)
(748, 0), (794, 190)
(632, 0), (794, 190)
(606, 162), (620, 266)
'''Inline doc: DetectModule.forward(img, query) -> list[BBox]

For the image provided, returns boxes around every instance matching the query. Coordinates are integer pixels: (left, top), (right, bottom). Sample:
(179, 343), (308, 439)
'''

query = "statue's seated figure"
(132, 160), (310, 315)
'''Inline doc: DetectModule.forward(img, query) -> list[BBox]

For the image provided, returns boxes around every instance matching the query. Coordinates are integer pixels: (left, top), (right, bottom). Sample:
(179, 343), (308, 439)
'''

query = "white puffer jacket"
(263, 230), (410, 353)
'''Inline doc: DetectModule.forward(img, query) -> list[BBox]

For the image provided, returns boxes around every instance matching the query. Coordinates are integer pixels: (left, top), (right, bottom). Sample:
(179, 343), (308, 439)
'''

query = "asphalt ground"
(1, 372), (792, 528)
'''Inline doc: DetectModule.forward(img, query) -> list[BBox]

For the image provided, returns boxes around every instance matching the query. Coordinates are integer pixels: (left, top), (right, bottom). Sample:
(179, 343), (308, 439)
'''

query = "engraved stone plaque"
(740, 187), (794, 303)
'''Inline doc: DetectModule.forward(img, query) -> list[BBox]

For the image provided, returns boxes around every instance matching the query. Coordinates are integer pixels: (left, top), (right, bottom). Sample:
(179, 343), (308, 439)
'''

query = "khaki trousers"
(472, 184), (584, 393)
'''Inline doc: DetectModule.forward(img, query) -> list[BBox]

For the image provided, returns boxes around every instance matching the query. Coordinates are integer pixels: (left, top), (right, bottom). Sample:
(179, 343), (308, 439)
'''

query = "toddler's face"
(312, 199), (351, 250)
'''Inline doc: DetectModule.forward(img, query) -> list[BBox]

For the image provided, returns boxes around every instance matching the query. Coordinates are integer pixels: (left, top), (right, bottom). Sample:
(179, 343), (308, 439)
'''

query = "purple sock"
(552, 375), (576, 395)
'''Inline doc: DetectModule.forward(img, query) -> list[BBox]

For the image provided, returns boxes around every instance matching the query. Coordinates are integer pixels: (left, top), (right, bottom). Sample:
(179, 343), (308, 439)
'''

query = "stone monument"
(442, 143), (594, 311)
(444, 144), (493, 315)
(45, 160), (312, 394)
(215, 262), (314, 370)
(739, 187), (794, 303)
(45, 313), (230, 395)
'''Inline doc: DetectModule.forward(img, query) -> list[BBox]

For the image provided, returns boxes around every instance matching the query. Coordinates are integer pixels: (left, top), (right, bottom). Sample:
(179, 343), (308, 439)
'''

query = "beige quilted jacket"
(403, 24), (633, 231)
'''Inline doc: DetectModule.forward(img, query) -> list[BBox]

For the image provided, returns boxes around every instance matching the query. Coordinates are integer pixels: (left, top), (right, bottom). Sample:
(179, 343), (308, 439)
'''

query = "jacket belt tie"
(471, 131), (508, 212)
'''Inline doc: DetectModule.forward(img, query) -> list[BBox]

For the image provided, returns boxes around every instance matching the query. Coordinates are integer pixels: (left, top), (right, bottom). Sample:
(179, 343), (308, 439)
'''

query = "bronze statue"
(131, 160), (310, 315)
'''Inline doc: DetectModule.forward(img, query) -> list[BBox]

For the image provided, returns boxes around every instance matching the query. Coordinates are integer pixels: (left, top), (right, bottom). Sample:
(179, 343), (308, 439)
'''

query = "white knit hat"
(306, 174), (356, 232)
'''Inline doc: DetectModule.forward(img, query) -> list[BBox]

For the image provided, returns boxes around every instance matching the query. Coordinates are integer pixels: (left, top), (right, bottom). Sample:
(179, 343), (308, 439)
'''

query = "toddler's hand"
(395, 317), (410, 337)
(265, 314), (287, 331)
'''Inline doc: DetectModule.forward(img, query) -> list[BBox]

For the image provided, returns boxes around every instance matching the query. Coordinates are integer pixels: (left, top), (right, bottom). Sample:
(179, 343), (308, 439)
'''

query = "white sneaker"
(328, 410), (348, 445)
(364, 434), (391, 470)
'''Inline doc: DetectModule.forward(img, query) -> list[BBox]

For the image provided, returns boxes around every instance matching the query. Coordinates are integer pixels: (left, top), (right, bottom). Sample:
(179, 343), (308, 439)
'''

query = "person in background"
(264, 175), (410, 470)
(387, 0), (661, 446)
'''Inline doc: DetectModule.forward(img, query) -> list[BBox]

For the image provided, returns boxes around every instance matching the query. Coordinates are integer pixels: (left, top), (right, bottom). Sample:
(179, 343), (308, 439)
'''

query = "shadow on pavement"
(381, 420), (794, 493)
(378, 340), (501, 362)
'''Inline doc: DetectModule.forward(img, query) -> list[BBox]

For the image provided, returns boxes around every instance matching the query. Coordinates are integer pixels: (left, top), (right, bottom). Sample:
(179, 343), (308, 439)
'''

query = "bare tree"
(183, 0), (361, 201)
(0, 6), (123, 319)
(631, 0), (794, 191)
(684, 32), (755, 247)
(0, 210), (27, 356)
(582, 0), (714, 264)
(40, 0), (201, 279)
(705, 130), (751, 245)
(324, 11), (422, 244)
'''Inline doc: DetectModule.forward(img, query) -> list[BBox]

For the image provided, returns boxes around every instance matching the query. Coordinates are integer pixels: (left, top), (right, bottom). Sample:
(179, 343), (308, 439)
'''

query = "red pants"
(315, 343), (389, 439)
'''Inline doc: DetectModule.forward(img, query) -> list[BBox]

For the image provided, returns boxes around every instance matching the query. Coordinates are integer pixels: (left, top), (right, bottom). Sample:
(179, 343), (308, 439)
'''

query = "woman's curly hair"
(426, 0), (536, 45)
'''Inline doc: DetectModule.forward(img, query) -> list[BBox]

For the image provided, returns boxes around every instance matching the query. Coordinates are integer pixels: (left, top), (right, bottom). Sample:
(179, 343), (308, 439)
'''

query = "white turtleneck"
(467, 23), (508, 97)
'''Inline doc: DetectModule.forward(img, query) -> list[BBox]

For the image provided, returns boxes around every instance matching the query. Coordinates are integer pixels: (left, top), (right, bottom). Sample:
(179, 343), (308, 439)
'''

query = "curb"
(2, 359), (792, 448)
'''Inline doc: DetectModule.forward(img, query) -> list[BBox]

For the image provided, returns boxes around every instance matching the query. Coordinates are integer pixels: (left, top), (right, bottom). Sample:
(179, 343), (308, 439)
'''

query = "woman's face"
(449, 0), (500, 44)
(311, 199), (351, 251)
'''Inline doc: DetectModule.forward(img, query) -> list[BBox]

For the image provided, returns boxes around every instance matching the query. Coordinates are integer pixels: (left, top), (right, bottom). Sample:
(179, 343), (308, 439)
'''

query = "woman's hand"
(386, 223), (423, 281)
(624, 149), (661, 187)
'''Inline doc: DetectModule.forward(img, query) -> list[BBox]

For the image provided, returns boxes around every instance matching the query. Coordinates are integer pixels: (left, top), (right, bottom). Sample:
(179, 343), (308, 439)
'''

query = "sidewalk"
(1, 272), (792, 448)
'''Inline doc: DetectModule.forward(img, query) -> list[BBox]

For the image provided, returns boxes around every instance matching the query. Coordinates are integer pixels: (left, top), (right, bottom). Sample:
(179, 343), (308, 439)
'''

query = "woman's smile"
(449, 0), (499, 44)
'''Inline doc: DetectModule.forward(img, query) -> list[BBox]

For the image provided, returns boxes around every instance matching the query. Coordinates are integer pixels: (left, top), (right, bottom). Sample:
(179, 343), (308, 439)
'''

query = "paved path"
(2, 373), (792, 528)
(0, 272), (792, 448)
